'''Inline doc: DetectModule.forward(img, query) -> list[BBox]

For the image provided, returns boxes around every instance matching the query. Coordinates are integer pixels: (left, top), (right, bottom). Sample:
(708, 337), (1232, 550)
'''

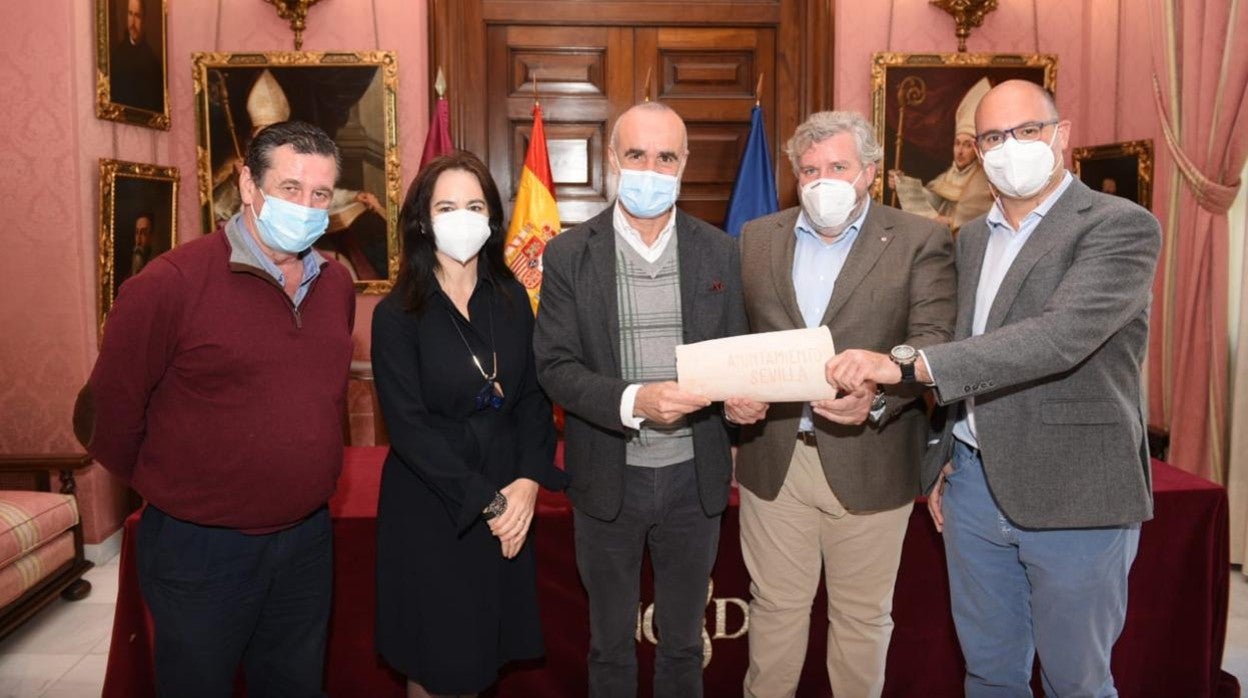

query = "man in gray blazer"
(827, 80), (1161, 697)
(726, 111), (956, 697)
(534, 102), (746, 698)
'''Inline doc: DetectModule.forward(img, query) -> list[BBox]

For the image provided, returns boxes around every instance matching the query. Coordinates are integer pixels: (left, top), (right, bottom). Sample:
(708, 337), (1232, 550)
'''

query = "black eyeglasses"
(975, 120), (1059, 151)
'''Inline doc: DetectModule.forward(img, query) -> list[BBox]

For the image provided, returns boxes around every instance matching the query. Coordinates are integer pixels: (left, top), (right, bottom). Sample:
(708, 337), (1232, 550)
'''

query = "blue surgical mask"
(250, 189), (331, 254)
(616, 168), (680, 219)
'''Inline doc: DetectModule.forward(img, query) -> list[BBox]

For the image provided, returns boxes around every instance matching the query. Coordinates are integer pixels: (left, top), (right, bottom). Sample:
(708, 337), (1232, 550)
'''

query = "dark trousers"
(574, 460), (721, 698)
(136, 505), (333, 698)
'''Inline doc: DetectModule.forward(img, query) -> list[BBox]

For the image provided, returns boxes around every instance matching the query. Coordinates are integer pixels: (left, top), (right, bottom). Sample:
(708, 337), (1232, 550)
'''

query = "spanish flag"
(504, 103), (561, 313)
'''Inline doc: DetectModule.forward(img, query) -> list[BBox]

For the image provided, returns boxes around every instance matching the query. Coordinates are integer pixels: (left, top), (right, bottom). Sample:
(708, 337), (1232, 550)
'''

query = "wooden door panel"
(636, 26), (775, 225)
(433, 0), (834, 226)
(488, 25), (632, 226)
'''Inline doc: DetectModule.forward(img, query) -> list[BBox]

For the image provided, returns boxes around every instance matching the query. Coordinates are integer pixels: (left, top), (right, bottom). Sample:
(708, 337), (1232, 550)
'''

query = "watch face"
(891, 345), (917, 362)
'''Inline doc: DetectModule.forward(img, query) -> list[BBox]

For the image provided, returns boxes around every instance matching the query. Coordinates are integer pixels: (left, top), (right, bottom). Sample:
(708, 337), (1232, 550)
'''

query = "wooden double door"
(430, 0), (834, 227)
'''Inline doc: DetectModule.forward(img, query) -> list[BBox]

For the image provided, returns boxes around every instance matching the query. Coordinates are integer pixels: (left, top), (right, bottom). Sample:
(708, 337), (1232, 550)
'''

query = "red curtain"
(1146, 0), (1248, 481)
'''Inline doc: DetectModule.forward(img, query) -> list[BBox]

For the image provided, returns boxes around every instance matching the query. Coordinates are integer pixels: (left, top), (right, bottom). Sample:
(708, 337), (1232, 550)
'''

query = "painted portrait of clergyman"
(108, 0), (165, 114)
(193, 52), (402, 293)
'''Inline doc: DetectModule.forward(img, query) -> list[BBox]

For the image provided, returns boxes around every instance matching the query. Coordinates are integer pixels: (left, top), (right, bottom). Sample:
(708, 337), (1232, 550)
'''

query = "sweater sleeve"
(75, 259), (186, 483)
(371, 300), (498, 533)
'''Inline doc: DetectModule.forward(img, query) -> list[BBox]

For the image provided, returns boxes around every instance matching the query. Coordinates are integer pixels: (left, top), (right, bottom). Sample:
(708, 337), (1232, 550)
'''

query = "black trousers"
(574, 459), (722, 698)
(136, 505), (333, 698)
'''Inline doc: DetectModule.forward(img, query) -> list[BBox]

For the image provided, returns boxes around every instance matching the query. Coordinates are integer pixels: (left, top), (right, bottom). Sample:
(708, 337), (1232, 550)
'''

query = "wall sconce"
(930, 0), (999, 53)
(263, 0), (324, 50)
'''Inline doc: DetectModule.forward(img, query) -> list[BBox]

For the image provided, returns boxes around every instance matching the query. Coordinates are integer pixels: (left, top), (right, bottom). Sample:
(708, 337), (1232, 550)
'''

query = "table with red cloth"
(103, 448), (1239, 697)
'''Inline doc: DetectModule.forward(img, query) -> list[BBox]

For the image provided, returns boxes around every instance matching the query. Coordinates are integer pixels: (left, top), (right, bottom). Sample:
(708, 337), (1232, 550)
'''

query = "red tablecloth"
(103, 450), (1239, 697)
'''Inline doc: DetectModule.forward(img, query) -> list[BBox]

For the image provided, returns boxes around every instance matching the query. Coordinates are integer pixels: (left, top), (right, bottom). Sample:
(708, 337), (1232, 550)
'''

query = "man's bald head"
(975, 80), (1059, 132)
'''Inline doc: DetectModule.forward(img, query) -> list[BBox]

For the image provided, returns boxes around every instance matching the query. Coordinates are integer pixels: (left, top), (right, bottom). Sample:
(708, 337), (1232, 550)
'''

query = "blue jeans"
(136, 505), (333, 698)
(943, 441), (1139, 698)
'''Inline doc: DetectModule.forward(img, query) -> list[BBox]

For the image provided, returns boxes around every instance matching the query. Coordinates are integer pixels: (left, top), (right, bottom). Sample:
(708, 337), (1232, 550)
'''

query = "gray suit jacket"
(534, 207), (748, 521)
(736, 204), (957, 511)
(922, 177), (1161, 529)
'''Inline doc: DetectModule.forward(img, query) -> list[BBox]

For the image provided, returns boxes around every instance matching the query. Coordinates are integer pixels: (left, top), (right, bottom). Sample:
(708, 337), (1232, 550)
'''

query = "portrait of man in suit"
(728, 110), (956, 698)
(827, 80), (1161, 697)
(108, 0), (164, 114)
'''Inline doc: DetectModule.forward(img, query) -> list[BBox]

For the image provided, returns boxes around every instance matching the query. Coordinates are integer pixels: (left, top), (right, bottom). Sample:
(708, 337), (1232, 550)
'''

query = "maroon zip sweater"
(78, 228), (355, 532)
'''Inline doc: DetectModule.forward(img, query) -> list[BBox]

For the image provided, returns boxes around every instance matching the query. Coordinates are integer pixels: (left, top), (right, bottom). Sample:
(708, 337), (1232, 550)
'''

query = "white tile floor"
(0, 557), (1245, 697)
(0, 555), (117, 697)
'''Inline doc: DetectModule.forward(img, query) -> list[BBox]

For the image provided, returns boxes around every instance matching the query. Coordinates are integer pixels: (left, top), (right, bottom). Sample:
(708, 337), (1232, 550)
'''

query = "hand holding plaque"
(675, 327), (838, 403)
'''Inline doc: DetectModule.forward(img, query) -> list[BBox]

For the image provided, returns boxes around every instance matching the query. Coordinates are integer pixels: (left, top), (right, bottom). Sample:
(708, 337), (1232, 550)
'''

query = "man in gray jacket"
(534, 102), (746, 698)
(826, 80), (1160, 697)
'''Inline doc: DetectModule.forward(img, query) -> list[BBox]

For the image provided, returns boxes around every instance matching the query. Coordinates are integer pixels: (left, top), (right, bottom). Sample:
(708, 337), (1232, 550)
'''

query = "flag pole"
(754, 73), (764, 108)
(642, 66), (653, 103)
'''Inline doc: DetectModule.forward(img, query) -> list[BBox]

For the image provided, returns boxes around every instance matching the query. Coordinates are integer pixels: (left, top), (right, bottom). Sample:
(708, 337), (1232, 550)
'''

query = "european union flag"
(723, 105), (780, 237)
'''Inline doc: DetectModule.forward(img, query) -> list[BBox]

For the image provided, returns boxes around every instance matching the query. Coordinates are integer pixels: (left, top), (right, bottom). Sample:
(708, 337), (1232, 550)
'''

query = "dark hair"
(394, 151), (514, 314)
(244, 120), (341, 187)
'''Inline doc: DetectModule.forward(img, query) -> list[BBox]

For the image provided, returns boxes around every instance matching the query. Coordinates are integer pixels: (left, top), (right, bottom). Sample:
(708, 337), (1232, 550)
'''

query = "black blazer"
(534, 207), (748, 521)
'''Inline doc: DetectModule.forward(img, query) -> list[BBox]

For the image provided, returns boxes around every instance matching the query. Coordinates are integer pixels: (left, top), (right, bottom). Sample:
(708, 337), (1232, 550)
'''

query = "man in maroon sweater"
(75, 121), (355, 698)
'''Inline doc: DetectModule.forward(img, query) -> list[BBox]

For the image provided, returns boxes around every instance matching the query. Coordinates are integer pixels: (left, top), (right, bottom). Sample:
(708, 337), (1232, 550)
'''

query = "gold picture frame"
(870, 52), (1058, 205)
(98, 158), (179, 335)
(1073, 139), (1154, 210)
(95, 0), (171, 129)
(192, 51), (402, 294)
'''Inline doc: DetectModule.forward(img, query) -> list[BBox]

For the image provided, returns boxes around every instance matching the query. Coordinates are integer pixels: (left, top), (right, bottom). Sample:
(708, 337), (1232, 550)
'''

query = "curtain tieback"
(1152, 76), (1240, 215)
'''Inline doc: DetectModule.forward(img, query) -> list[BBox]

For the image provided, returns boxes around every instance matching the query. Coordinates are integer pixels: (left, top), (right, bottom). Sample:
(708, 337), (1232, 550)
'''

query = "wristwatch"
(482, 491), (508, 521)
(890, 344), (918, 384)
(868, 387), (887, 424)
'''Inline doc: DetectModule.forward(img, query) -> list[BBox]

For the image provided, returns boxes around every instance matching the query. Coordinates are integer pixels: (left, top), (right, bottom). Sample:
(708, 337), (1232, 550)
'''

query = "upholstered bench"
(0, 455), (94, 639)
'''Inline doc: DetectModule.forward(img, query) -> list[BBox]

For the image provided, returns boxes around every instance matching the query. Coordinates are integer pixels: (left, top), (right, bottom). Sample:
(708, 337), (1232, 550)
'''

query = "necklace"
(446, 300), (505, 411)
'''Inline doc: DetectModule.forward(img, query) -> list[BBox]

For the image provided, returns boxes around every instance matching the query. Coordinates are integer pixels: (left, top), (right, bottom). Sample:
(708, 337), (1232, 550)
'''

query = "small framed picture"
(98, 159), (179, 333)
(1072, 139), (1154, 210)
(95, 0), (170, 129)
(192, 51), (402, 294)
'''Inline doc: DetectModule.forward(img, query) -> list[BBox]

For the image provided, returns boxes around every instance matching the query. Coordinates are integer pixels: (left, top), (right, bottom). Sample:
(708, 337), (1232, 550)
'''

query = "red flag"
(420, 97), (453, 169)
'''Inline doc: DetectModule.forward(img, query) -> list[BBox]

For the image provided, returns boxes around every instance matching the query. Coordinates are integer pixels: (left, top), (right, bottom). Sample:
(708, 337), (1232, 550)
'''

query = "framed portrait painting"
(1073, 139), (1154, 210)
(98, 159), (179, 333)
(192, 51), (401, 294)
(871, 53), (1057, 230)
(95, 0), (170, 129)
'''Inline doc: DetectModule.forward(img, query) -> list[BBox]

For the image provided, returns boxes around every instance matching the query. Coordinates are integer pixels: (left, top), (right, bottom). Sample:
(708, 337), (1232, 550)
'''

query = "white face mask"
(432, 209), (491, 264)
(800, 171), (862, 230)
(980, 128), (1060, 199)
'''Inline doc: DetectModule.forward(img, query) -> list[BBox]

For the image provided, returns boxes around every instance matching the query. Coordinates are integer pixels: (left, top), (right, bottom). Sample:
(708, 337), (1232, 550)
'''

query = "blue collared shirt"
(792, 200), (869, 431)
(230, 212), (324, 307)
(945, 171), (1074, 448)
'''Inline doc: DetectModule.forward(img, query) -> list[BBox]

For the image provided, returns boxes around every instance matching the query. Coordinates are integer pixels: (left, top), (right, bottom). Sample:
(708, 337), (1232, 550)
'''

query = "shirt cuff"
(918, 349), (938, 387)
(620, 383), (645, 430)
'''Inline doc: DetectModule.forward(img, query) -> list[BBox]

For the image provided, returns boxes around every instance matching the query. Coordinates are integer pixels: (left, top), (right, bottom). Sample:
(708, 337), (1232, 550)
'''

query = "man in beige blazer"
(727, 111), (956, 698)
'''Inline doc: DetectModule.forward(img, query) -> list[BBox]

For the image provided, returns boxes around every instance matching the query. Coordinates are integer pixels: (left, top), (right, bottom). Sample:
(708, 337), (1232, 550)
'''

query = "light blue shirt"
(792, 201), (869, 431)
(943, 172), (1073, 448)
(230, 212), (324, 307)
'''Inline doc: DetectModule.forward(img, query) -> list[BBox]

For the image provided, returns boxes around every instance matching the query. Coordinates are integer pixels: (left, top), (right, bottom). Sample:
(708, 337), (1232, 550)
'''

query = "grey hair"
(608, 101), (689, 153)
(784, 111), (882, 173)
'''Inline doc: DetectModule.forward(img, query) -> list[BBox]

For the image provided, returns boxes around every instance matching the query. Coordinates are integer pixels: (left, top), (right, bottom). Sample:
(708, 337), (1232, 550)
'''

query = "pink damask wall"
(0, 1), (428, 543)
(1, 0), (1162, 544)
